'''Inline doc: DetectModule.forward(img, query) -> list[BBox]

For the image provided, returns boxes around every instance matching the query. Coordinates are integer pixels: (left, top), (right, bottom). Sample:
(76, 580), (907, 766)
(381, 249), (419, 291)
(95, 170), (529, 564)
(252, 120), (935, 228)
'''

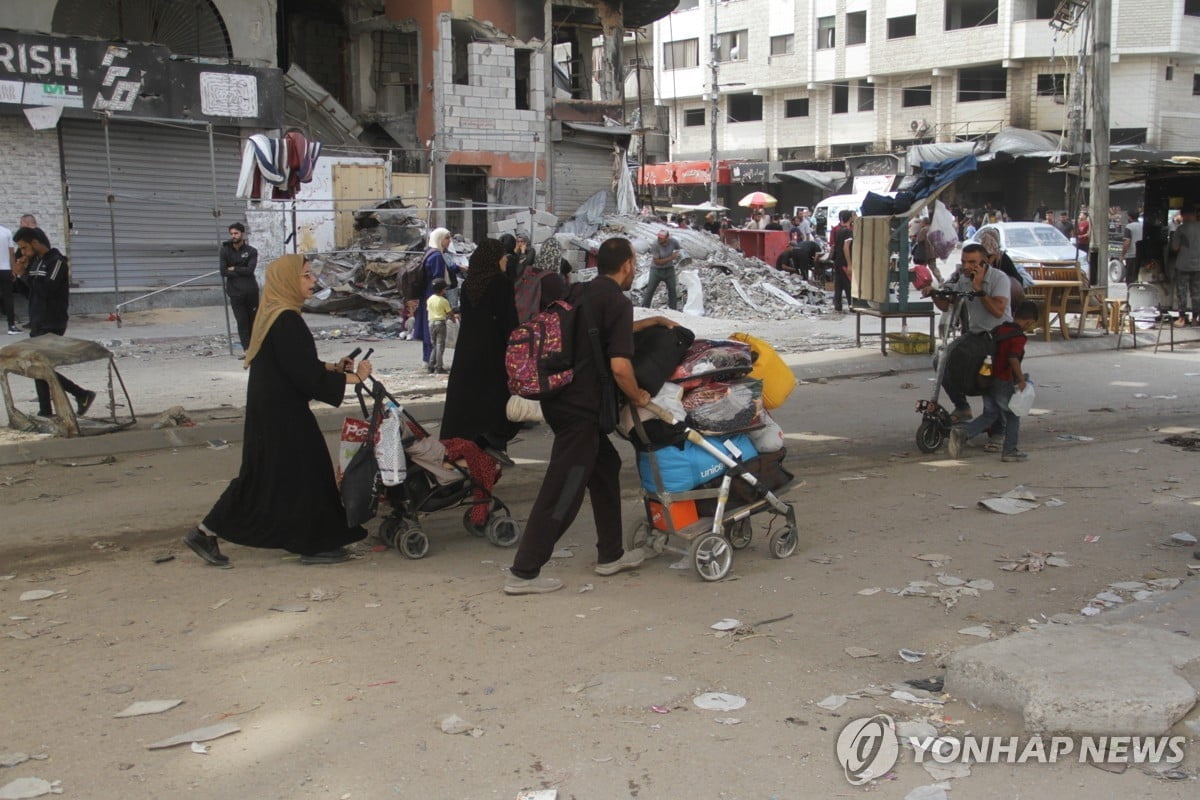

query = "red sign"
(638, 161), (733, 186)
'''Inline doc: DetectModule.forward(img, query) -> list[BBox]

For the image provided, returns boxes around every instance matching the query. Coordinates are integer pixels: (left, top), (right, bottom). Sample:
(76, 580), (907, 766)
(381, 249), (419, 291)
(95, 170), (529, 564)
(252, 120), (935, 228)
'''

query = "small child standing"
(948, 300), (1039, 462)
(425, 279), (457, 374)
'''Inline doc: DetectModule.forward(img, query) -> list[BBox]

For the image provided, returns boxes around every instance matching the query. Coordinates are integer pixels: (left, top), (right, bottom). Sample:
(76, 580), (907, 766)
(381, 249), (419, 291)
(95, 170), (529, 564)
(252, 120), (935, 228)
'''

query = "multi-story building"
(651, 0), (1200, 216)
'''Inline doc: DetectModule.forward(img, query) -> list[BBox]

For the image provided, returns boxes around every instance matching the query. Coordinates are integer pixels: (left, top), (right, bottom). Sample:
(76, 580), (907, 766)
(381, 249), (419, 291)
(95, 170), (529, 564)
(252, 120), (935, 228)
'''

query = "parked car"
(968, 223), (1089, 274)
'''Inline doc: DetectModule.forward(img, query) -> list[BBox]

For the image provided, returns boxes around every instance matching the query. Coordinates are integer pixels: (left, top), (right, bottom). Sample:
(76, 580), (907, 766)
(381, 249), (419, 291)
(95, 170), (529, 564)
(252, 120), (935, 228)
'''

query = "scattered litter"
(515, 791), (558, 800)
(151, 406), (193, 429)
(892, 580), (938, 597)
(269, 603), (308, 613)
(957, 625), (992, 638)
(948, 504), (967, 510)
(578, 584), (593, 593)
(809, 556), (834, 565)
(904, 783), (950, 800)
(713, 717), (741, 725)
(856, 587), (882, 596)
(915, 554), (952, 567)
(1083, 535), (1100, 544)
(924, 762), (971, 780)
(304, 588), (339, 602)
(965, 579), (994, 591)
(59, 455), (116, 467)
(844, 646), (878, 659)
(891, 690), (945, 706)
(1043, 498), (1066, 508)
(146, 722), (240, 750)
(1121, 448), (1143, 454)
(693, 692), (746, 711)
(1169, 532), (1198, 545)
(899, 649), (926, 663)
(190, 742), (209, 755)
(210, 598), (231, 610)
(0, 777), (60, 799)
(816, 695), (848, 711)
(904, 677), (944, 693)
(1152, 395), (1178, 400)
(18, 591), (59, 602)
(551, 548), (574, 559)
(152, 554), (175, 564)
(114, 699), (184, 718)
(997, 551), (1070, 571)
(979, 497), (1040, 514)
(1080, 606), (1102, 617)
(898, 721), (938, 741)
(1093, 592), (1124, 605)
(936, 575), (965, 587)
(0, 754), (28, 768)
(365, 602), (382, 608)
(711, 619), (742, 631)
(1147, 578), (1181, 590)
(438, 714), (482, 736)
(1110, 581), (1147, 591)
(206, 439), (229, 450)
(784, 716), (808, 726)
(104, 684), (133, 695)
(650, 705), (670, 714)
(1055, 434), (1094, 442)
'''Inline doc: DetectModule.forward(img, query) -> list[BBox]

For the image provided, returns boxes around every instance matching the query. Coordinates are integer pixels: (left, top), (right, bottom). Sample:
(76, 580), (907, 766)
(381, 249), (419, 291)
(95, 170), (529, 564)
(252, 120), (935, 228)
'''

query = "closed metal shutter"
(60, 119), (245, 289)
(553, 140), (618, 218)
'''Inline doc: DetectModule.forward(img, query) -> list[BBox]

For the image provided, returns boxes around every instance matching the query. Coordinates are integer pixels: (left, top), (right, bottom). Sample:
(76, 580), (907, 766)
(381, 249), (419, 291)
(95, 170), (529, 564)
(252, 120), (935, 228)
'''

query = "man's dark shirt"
(776, 241), (820, 274)
(219, 240), (259, 297)
(548, 277), (634, 421)
(833, 227), (853, 269)
(16, 248), (70, 332)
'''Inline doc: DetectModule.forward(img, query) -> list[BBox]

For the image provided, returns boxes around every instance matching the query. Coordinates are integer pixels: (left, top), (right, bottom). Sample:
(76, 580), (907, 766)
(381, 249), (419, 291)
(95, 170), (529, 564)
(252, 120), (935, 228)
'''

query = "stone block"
(493, 218), (518, 233)
(945, 623), (1200, 735)
(534, 210), (559, 227)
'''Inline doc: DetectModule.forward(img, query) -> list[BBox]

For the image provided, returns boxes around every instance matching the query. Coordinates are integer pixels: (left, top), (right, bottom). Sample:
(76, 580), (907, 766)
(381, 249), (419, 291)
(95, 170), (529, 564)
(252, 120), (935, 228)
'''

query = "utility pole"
(708, 0), (720, 207)
(1089, 0), (1111, 287)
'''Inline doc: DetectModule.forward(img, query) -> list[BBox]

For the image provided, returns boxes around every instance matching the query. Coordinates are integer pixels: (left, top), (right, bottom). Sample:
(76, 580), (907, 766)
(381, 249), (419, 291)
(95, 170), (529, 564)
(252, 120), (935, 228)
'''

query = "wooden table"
(851, 307), (936, 356)
(1027, 280), (1083, 341)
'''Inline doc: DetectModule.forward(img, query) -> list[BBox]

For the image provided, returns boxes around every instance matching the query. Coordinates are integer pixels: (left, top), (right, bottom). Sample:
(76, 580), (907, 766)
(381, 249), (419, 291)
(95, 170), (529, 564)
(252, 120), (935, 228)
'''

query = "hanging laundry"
(235, 131), (322, 200)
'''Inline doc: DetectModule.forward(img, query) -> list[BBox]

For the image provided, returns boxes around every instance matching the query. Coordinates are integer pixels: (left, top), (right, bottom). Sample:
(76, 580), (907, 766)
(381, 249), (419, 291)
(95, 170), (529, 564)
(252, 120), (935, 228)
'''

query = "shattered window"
(514, 49), (532, 110)
(726, 92), (762, 123)
(452, 30), (469, 85)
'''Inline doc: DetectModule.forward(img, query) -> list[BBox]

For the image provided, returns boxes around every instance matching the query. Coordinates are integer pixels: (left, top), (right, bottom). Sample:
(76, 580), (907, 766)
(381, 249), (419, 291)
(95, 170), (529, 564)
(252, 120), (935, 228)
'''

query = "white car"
(968, 223), (1089, 273)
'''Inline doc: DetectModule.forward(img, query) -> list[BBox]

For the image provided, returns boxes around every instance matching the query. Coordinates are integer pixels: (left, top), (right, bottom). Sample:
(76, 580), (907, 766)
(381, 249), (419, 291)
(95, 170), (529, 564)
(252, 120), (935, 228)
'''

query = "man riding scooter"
(922, 243), (1012, 424)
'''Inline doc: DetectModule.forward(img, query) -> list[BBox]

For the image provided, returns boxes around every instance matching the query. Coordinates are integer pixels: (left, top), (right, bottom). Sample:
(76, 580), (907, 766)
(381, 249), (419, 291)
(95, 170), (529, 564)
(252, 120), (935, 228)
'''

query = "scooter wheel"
(916, 418), (945, 454)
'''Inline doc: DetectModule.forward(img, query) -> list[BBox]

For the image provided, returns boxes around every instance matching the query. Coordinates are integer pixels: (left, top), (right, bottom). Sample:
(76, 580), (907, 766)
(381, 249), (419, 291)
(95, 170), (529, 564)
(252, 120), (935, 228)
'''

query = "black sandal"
(183, 528), (229, 566)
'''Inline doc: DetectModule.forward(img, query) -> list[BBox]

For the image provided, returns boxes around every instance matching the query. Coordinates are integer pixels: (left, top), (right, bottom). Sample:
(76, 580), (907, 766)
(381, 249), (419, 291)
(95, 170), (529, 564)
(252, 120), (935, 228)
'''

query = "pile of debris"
(569, 215), (832, 321)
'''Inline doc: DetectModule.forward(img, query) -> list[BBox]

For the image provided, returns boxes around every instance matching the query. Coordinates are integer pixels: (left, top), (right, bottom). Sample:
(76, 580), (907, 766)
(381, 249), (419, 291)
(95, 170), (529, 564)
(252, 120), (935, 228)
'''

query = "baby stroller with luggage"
(350, 378), (522, 559)
(628, 402), (800, 581)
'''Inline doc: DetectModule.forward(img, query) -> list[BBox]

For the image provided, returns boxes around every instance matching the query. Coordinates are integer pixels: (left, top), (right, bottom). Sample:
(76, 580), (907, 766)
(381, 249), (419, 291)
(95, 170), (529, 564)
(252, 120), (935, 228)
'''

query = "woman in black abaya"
(441, 239), (520, 463)
(183, 255), (373, 566)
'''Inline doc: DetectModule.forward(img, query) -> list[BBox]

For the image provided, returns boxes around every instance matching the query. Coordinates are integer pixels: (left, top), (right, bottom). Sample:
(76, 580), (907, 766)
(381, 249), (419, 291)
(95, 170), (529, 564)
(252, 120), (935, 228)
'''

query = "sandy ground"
(2, 341), (1200, 798)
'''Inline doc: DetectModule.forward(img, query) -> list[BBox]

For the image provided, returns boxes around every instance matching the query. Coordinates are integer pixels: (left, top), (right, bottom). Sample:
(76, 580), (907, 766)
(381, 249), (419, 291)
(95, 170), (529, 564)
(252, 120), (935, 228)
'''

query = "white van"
(813, 192), (895, 238)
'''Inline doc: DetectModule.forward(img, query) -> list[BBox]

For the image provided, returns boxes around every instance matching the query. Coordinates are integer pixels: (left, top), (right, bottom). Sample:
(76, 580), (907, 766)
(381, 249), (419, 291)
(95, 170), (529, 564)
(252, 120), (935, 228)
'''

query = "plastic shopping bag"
(1009, 380), (1036, 417)
(375, 410), (407, 487)
(927, 200), (958, 261)
(337, 417), (374, 483)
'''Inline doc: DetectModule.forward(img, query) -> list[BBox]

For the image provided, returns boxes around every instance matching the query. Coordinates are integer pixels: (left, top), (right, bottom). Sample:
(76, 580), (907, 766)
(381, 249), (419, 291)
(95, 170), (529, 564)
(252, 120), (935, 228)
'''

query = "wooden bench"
(1023, 262), (1108, 340)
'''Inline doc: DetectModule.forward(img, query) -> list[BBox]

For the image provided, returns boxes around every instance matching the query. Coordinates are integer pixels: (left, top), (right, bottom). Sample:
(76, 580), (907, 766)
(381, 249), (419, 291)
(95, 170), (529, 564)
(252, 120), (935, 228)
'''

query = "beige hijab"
(243, 254), (307, 368)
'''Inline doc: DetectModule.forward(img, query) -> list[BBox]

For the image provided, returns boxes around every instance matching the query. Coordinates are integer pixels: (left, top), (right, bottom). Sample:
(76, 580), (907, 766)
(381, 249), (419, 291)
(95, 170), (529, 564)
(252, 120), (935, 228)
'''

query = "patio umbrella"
(738, 191), (777, 208)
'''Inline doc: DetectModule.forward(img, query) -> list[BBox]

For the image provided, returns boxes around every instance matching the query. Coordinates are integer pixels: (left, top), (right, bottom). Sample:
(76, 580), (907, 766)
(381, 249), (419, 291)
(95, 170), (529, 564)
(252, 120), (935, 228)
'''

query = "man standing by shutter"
(11, 226), (96, 417)
(1, 222), (16, 334)
(220, 222), (259, 350)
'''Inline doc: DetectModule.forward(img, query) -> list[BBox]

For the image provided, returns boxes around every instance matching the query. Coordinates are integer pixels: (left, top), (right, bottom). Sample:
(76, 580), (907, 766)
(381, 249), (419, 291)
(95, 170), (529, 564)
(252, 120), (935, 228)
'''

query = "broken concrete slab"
(945, 623), (1200, 734)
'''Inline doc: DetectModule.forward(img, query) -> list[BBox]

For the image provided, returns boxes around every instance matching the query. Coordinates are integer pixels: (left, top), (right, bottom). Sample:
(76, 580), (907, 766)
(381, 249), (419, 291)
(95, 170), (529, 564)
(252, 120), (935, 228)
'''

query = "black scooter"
(914, 287), (980, 453)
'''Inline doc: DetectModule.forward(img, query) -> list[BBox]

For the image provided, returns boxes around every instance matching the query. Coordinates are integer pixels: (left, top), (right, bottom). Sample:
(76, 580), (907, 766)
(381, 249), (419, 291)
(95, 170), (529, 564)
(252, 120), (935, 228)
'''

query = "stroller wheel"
(725, 518), (752, 549)
(767, 525), (799, 559)
(691, 533), (732, 582)
(485, 515), (522, 548)
(396, 528), (429, 559)
(916, 418), (946, 454)
(379, 517), (404, 546)
(462, 500), (499, 537)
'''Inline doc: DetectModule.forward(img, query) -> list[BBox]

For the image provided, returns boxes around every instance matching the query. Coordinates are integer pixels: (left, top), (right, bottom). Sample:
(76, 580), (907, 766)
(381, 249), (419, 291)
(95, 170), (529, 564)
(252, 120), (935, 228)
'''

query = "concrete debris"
(0, 777), (60, 799)
(146, 721), (240, 750)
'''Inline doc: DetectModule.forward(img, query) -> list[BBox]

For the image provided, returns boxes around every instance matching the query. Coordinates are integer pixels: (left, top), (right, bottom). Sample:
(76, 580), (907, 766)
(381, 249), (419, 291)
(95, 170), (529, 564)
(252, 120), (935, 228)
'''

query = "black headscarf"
(465, 238), (505, 306)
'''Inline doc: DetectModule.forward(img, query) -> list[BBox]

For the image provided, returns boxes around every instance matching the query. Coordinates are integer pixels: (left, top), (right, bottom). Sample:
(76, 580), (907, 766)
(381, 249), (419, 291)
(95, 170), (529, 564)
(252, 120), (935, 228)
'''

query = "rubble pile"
(571, 215), (832, 321)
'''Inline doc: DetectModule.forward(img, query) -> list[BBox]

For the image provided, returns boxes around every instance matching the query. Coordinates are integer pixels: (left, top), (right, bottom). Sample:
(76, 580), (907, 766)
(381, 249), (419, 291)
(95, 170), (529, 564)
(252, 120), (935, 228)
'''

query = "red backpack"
(505, 298), (579, 399)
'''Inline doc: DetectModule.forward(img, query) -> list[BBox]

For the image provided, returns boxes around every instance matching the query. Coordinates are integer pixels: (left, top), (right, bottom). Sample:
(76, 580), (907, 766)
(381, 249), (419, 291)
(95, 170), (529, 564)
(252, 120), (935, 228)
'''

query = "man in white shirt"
(0, 223), (16, 333)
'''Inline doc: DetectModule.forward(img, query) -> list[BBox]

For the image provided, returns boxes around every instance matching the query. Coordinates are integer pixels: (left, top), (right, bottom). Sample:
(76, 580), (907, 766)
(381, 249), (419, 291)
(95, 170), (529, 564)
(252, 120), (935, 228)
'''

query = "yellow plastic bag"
(729, 332), (796, 410)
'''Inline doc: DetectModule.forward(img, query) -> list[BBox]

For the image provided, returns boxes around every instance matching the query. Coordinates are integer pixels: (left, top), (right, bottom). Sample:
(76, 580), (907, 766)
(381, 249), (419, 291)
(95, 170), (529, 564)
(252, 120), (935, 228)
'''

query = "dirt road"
(3, 343), (1199, 799)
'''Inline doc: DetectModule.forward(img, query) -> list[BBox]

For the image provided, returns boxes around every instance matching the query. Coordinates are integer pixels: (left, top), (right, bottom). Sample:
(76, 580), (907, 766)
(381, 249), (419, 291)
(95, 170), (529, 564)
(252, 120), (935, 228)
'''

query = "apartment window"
(1193, 74), (1200, 95)
(684, 108), (706, 126)
(1167, 65), (1175, 81)
(715, 30), (748, 62)
(727, 92), (763, 123)
(832, 82), (849, 114)
(663, 38), (699, 70)
(784, 98), (809, 117)
(1036, 73), (1066, 97)
(846, 11), (867, 45)
(514, 49), (532, 110)
(770, 34), (795, 56)
(1187, 0), (1200, 16)
(857, 81), (875, 111)
(902, 85), (932, 107)
(945, 0), (999, 30)
(817, 16), (836, 49)
(887, 15), (917, 38)
(959, 66), (1006, 101)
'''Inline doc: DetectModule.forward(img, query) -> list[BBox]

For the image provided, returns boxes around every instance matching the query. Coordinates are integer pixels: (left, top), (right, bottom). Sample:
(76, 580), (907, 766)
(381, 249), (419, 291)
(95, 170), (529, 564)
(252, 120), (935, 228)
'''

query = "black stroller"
(359, 380), (521, 559)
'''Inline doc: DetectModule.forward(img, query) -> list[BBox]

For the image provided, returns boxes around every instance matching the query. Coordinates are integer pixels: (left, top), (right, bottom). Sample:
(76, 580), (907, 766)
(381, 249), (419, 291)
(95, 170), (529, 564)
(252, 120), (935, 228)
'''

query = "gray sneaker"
(1001, 450), (1029, 462)
(595, 547), (645, 576)
(947, 427), (966, 459)
(503, 574), (563, 595)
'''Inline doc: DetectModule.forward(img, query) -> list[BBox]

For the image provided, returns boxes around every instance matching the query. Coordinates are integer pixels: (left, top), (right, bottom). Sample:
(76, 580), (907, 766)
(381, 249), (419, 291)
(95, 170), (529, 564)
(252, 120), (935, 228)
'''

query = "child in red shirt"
(948, 300), (1039, 462)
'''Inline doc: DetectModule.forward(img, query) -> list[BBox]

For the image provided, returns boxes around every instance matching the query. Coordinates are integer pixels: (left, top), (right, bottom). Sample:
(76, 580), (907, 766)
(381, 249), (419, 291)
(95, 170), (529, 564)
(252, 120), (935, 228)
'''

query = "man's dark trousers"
(31, 327), (88, 415)
(509, 407), (624, 579)
(227, 282), (258, 350)
(0, 271), (14, 328)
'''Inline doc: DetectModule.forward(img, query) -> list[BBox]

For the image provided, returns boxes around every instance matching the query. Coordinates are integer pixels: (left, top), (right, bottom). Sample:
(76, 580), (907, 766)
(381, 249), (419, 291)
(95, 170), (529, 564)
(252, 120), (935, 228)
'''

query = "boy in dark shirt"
(948, 300), (1039, 462)
(831, 210), (854, 311)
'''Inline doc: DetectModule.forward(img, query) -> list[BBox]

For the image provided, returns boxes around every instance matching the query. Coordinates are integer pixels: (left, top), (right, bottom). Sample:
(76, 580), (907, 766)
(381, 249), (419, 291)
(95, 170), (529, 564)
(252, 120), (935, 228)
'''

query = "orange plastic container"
(647, 499), (700, 532)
